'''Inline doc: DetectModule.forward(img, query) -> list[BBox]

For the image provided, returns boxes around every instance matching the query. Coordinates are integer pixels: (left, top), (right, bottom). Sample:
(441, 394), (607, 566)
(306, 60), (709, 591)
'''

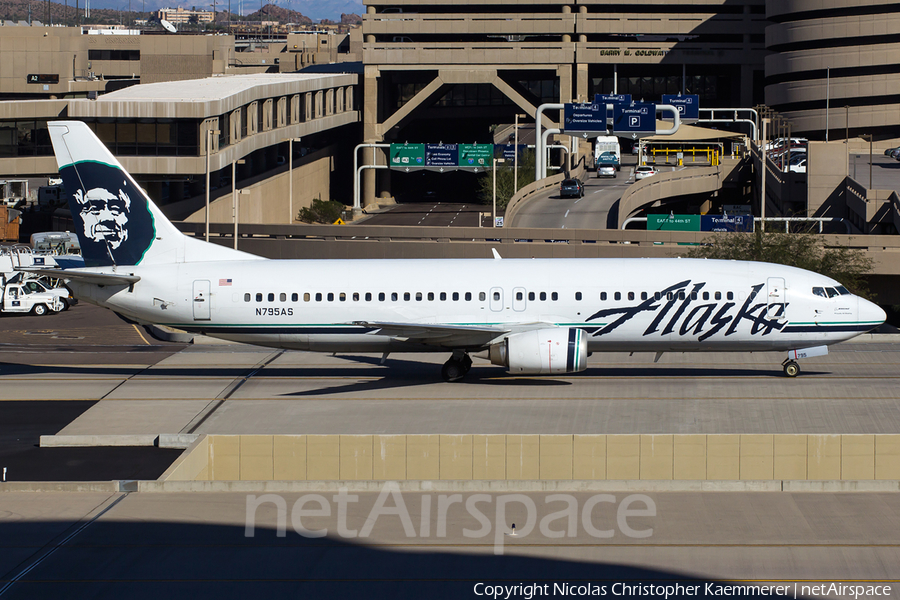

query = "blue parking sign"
(613, 102), (656, 136)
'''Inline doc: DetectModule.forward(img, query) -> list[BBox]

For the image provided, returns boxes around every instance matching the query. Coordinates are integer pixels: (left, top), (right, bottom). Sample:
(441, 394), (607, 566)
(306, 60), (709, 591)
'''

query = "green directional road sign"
(389, 143), (426, 170)
(647, 214), (701, 231)
(458, 144), (493, 169)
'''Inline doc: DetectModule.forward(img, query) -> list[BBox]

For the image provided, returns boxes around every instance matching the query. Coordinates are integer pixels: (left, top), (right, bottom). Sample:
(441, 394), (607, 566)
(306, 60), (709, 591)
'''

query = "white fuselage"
(68, 257), (883, 354)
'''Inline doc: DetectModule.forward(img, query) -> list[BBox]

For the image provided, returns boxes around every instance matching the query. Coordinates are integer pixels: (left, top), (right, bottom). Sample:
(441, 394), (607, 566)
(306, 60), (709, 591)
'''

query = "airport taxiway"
(2, 306), (900, 440)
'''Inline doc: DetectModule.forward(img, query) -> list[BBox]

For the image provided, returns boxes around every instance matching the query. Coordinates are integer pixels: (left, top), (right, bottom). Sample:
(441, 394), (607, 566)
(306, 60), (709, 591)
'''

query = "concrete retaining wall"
(161, 433), (900, 482)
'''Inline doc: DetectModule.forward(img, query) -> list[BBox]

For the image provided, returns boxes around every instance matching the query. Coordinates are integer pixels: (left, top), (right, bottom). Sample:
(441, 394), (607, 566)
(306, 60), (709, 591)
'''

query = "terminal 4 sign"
(648, 214), (753, 232)
(594, 93), (631, 108)
(563, 102), (607, 137)
(613, 102), (656, 138)
(661, 94), (700, 122)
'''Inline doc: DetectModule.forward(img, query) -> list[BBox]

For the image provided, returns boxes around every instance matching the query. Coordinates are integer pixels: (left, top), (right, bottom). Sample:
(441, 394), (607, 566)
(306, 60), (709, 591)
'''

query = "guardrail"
(616, 161), (741, 228)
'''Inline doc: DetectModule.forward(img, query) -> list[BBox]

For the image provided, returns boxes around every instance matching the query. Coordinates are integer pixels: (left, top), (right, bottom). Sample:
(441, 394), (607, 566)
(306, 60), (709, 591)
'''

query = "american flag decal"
(219, 278), (232, 286)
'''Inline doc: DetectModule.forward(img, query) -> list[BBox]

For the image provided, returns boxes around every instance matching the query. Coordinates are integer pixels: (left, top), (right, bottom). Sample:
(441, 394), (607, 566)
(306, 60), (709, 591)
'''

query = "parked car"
(597, 165), (617, 178)
(884, 147), (900, 160)
(789, 158), (807, 174)
(559, 178), (585, 198)
(634, 166), (657, 180)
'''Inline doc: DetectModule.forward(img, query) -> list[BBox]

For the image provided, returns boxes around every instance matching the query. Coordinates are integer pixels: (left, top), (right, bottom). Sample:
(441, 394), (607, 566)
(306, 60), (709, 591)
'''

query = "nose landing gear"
(782, 359), (800, 377)
(441, 352), (473, 382)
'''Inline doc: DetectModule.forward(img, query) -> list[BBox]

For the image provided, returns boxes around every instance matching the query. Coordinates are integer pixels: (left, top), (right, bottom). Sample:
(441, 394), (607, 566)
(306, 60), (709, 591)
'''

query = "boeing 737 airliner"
(30, 121), (886, 380)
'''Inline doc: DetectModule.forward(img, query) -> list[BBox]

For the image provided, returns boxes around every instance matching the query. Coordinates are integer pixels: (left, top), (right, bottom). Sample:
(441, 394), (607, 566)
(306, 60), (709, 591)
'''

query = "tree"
(297, 197), (345, 224)
(685, 230), (875, 298)
(475, 149), (536, 210)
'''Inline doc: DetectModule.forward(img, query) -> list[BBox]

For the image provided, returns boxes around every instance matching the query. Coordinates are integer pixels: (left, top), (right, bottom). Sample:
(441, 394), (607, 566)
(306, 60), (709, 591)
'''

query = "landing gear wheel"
(783, 360), (800, 377)
(441, 360), (464, 382)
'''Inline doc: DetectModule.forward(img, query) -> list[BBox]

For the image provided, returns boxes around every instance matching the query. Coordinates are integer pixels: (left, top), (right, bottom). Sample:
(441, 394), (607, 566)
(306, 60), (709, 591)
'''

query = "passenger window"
(703, 292), (709, 301)
(615, 292), (621, 301)
(726, 292), (734, 300)
(256, 293), (263, 302)
(339, 293), (346, 302)
(480, 292), (487, 301)
(280, 293), (286, 302)
(304, 293), (310, 302)
(641, 292), (648, 301)
(379, 292), (385, 301)
(575, 292), (582, 301)
(244, 293), (251, 302)
(465, 292), (472, 301)
(365, 292), (372, 301)
(353, 293), (359, 301)
(715, 291), (722, 301)
(392, 292), (398, 301)
(428, 292), (434, 301)
(315, 293), (322, 301)
(268, 293), (275, 302)
(492, 291), (500, 301)
(666, 292), (673, 301)
(404, 292), (410, 301)
(292, 293), (298, 302)
(453, 292), (459, 301)
(540, 292), (547, 301)
(690, 292), (697, 300)
(655, 292), (661, 301)
(529, 292), (535, 301)
(600, 292), (607, 301)
(327, 293), (334, 302)
(416, 292), (422, 301)
(517, 291), (524, 301)
(678, 291), (685, 301)
(628, 292), (635, 301)
(551, 292), (558, 301)
(440, 292), (446, 301)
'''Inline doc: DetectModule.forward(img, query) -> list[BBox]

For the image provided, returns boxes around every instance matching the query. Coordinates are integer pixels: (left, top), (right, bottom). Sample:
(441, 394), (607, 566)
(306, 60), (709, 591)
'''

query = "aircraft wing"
(15, 267), (140, 285)
(352, 321), (511, 347)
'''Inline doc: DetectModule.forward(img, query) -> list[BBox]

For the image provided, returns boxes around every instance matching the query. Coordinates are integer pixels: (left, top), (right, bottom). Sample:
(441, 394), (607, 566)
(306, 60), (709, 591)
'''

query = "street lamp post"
(232, 158), (245, 249)
(514, 113), (526, 194)
(284, 137), (301, 224)
(205, 127), (220, 242)
(492, 158), (505, 227)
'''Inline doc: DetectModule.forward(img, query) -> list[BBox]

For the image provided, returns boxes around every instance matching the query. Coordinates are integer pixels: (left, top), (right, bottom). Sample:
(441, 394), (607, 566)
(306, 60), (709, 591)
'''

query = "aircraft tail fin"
(48, 120), (260, 268)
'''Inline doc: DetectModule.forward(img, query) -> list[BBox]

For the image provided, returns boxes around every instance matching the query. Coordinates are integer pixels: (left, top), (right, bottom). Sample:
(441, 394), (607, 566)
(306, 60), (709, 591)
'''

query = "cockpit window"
(835, 285), (851, 296)
(812, 287), (826, 297)
(826, 287), (840, 298)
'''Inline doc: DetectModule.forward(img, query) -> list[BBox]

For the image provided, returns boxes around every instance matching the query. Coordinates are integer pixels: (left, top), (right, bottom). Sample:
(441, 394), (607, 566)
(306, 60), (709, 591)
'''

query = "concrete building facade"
(360, 0), (769, 204)
(765, 0), (900, 141)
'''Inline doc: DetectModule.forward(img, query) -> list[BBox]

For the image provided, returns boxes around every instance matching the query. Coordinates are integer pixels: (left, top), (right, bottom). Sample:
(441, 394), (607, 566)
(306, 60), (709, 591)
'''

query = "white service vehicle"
(1, 281), (63, 315)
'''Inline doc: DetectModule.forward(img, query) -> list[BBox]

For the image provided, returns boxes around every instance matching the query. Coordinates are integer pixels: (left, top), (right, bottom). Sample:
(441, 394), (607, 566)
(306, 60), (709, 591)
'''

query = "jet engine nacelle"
(489, 328), (588, 375)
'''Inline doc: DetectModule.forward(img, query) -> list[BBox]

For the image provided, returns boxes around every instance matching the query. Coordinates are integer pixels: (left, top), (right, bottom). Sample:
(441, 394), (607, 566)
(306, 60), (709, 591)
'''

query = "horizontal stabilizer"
(15, 267), (140, 285)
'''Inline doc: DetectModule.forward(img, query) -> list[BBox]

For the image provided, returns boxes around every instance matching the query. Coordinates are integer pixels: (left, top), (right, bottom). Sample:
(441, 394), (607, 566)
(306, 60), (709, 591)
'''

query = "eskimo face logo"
(61, 162), (155, 267)
(74, 187), (131, 249)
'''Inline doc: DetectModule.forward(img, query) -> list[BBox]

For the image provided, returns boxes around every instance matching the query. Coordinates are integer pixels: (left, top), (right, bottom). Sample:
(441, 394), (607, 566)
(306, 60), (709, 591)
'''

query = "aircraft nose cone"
(860, 298), (886, 331)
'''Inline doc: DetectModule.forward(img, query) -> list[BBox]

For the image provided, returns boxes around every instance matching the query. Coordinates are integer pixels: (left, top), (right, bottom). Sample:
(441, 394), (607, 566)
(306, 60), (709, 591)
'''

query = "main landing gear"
(782, 359), (800, 378)
(441, 352), (473, 382)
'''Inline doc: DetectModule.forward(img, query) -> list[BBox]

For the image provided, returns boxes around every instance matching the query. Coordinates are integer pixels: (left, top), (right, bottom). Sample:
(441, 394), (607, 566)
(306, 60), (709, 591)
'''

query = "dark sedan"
(559, 178), (584, 198)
